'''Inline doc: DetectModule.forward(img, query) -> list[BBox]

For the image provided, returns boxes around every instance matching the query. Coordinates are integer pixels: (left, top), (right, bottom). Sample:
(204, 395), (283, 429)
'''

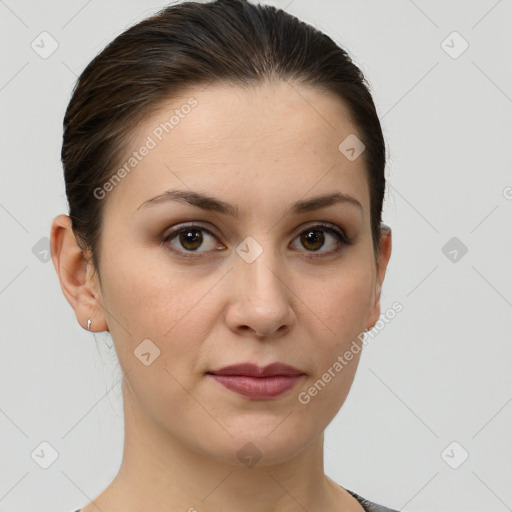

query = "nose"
(224, 246), (296, 340)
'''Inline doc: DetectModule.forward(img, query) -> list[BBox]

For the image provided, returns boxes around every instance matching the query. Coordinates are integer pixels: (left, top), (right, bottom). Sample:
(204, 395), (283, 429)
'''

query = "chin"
(196, 420), (319, 468)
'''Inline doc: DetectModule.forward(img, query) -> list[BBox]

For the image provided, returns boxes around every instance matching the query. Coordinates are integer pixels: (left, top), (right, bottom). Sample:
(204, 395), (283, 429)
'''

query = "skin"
(51, 80), (392, 512)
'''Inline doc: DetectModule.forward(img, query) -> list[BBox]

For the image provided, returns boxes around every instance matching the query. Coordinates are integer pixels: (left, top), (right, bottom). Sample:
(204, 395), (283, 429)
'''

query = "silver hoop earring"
(87, 318), (92, 331)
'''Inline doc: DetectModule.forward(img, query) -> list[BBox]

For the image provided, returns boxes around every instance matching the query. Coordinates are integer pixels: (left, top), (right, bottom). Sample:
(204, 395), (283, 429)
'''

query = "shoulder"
(345, 488), (402, 512)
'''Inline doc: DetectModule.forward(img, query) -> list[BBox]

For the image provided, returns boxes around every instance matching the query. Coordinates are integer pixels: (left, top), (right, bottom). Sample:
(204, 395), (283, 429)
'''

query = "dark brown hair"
(62, 0), (386, 277)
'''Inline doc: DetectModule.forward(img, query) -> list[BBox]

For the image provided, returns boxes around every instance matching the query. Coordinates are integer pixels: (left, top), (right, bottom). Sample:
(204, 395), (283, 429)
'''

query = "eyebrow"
(136, 189), (363, 217)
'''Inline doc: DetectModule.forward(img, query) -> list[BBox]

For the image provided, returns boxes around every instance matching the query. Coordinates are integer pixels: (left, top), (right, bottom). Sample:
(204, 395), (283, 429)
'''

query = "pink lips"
(207, 363), (305, 400)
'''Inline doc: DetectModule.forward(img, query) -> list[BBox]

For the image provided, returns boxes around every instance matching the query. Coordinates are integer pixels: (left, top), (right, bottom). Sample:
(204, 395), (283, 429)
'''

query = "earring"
(87, 318), (92, 331)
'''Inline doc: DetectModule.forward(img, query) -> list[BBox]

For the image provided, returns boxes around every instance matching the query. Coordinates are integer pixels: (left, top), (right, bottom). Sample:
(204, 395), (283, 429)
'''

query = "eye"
(290, 222), (351, 257)
(162, 224), (222, 258)
(161, 222), (351, 259)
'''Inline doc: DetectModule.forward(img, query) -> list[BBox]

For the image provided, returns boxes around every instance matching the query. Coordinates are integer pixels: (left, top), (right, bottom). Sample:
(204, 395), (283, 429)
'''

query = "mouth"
(206, 362), (306, 400)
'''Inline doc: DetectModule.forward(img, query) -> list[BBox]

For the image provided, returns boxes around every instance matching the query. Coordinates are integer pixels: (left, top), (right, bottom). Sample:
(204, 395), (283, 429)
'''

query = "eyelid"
(297, 221), (351, 243)
(163, 221), (349, 241)
(161, 222), (219, 257)
(161, 221), (351, 258)
(162, 221), (219, 241)
(289, 221), (352, 258)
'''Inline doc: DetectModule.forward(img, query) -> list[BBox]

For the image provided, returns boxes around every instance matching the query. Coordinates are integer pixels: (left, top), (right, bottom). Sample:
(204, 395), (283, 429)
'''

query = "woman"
(51, 1), (397, 510)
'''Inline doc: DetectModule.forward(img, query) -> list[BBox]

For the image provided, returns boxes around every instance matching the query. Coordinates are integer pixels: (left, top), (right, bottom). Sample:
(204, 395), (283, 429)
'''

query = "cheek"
(101, 243), (201, 334)
(294, 263), (373, 407)
(100, 248), (225, 380)
(309, 264), (375, 345)
(101, 267), (214, 424)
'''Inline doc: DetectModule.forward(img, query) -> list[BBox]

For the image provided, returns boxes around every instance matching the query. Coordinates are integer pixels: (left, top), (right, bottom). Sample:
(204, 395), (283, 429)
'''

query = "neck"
(89, 381), (361, 512)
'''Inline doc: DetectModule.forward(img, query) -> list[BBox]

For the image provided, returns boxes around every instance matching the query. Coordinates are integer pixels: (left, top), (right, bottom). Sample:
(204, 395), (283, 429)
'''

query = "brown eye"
(178, 228), (203, 251)
(162, 222), (351, 260)
(290, 223), (351, 257)
(162, 225), (221, 258)
(300, 229), (326, 251)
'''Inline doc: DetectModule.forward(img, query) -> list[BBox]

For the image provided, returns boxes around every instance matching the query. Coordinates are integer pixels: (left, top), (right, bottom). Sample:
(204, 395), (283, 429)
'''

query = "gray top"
(71, 487), (400, 512)
(346, 488), (401, 511)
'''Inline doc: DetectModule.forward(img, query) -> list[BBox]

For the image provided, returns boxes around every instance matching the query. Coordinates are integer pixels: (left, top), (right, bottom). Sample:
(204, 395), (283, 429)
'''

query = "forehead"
(103, 80), (370, 218)
(151, 80), (359, 152)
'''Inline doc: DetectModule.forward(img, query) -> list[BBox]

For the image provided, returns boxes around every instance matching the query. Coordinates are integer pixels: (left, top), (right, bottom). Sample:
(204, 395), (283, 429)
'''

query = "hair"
(61, 0), (386, 278)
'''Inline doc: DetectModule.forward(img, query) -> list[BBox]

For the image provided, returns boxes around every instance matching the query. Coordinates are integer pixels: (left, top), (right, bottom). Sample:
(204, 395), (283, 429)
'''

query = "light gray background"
(1, 1), (511, 511)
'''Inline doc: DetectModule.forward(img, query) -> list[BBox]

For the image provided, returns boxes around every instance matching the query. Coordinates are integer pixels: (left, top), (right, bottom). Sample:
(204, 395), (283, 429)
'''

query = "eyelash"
(161, 222), (352, 260)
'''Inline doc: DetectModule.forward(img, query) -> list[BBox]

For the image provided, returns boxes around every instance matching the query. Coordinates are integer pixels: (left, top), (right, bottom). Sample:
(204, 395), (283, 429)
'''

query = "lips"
(207, 363), (305, 400)
(209, 362), (304, 378)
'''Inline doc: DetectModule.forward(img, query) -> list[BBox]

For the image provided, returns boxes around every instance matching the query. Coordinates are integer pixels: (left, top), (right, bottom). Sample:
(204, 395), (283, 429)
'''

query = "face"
(74, 81), (390, 466)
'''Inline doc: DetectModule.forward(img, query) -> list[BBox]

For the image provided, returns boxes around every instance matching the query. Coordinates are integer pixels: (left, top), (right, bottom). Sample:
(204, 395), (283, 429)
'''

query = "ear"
(50, 214), (109, 332)
(366, 224), (392, 331)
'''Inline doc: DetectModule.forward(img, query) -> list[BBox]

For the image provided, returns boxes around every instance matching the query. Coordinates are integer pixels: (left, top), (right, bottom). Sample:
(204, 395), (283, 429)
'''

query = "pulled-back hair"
(62, 0), (386, 275)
